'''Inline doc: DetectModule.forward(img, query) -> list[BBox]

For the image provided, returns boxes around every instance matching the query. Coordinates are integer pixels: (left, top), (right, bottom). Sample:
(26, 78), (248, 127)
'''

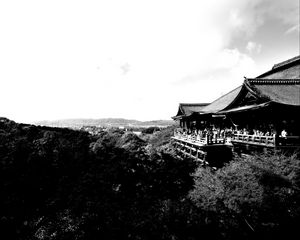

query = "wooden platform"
(172, 137), (233, 168)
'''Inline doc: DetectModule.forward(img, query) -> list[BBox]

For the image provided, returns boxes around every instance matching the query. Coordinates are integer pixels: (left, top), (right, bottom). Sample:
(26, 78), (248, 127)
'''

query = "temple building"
(172, 55), (300, 166)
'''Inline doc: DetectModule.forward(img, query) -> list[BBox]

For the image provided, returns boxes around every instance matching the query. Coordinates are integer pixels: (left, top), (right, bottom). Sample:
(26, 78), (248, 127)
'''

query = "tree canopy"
(1, 118), (300, 240)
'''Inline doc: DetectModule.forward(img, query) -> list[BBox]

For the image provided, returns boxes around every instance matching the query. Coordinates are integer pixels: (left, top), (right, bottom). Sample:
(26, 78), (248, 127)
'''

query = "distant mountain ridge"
(34, 118), (175, 128)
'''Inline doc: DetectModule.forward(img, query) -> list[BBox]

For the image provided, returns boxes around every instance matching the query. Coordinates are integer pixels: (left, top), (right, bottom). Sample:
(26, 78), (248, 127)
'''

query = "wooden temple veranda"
(172, 55), (300, 167)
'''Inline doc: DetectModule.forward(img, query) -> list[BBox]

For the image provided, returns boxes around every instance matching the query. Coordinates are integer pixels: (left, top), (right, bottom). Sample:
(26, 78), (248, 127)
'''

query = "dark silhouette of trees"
(1, 117), (300, 240)
(141, 126), (161, 134)
(0, 119), (196, 239)
(190, 152), (300, 239)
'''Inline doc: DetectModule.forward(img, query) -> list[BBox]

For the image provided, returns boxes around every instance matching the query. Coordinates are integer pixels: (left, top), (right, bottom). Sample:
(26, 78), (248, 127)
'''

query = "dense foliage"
(189, 152), (300, 239)
(0, 118), (195, 239)
(142, 125), (177, 150)
(1, 117), (300, 239)
(141, 126), (161, 134)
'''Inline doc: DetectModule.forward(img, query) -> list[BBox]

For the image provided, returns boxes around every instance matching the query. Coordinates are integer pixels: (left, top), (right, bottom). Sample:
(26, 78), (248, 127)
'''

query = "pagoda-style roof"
(245, 78), (300, 106)
(172, 103), (209, 119)
(208, 78), (300, 115)
(172, 55), (300, 120)
(200, 86), (243, 114)
(200, 55), (300, 114)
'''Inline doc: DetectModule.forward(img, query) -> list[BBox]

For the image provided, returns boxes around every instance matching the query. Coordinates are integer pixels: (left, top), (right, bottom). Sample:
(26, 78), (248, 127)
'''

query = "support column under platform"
(171, 137), (233, 168)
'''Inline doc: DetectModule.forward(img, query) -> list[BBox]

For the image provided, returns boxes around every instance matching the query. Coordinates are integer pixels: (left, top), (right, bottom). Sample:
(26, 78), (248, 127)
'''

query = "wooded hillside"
(1, 117), (300, 240)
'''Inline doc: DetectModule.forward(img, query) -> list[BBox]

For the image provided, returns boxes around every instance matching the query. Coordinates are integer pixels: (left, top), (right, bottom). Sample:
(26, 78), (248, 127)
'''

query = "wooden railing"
(231, 133), (275, 146)
(173, 132), (227, 145)
(174, 132), (300, 147)
(171, 135), (209, 164)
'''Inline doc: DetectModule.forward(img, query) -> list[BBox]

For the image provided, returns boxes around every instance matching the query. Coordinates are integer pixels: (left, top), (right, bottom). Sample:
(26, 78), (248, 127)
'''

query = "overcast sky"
(0, 0), (299, 123)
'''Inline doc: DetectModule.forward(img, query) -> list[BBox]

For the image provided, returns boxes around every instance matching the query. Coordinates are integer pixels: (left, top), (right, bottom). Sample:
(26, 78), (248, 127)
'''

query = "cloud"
(175, 48), (257, 87)
(265, 0), (299, 26)
(0, 0), (297, 122)
(246, 41), (262, 54)
(213, 0), (299, 41)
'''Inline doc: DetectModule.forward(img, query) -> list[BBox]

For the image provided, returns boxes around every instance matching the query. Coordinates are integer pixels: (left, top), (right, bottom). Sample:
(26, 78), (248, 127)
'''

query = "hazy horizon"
(0, 116), (175, 125)
(1, 0), (299, 124)
(34, 117), (175, 123)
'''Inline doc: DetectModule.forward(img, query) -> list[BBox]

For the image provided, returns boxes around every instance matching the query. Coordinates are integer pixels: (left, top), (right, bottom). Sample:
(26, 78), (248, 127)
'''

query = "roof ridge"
(247, 78), (300, 84)
(272, 55), (300, 70)
(256, 55), (300, 78)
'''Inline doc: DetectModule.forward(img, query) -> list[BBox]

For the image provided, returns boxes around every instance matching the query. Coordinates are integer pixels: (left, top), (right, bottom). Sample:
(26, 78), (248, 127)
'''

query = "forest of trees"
(1, 117), (300, 240)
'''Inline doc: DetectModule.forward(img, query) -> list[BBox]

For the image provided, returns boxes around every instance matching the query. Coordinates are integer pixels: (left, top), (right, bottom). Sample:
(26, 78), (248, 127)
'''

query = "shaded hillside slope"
(1, 117), (300, 240)
(0, 117), (195, 240)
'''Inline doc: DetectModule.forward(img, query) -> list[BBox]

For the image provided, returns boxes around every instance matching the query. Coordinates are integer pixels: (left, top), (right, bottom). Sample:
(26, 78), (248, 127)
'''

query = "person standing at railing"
(207, 128), (213, 144)
(220, 129), (225, 138)
(196, 131), (200, 141)
(212, 127), (218, 141)
(199, 130), (203, 139)
(203, 128), (207, 138)
(242, 128), (249, 135)
(279, 129), (288, 145)
(281, 129), (287, 138)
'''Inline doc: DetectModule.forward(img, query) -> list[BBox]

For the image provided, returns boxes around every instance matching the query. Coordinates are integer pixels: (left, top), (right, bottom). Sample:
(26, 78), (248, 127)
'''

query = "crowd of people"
(175, 127), (232, 139)
(234, 128), (277, 137)
(174, 126), (289, 143)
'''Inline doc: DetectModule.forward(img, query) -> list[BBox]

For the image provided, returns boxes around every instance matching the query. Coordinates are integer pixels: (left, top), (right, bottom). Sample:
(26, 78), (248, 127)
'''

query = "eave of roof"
(172, 55), (300, 120)
(174, 103), (210, 118)
(172, 115), (183, 120)
(218, 102), (271, 114)
(179, 103), (210, 114)
(179, 103), (209, 107)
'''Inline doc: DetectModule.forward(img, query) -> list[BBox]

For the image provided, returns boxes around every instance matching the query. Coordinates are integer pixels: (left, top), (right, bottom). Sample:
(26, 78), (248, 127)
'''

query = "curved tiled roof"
(202, 56), (300, 114)
(246, 79), (300, 106)
(172, 55), (300, 119)
(173, 103), (209, 119)
(200, 86), (243, 113)
(179, 103), (210, 115)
